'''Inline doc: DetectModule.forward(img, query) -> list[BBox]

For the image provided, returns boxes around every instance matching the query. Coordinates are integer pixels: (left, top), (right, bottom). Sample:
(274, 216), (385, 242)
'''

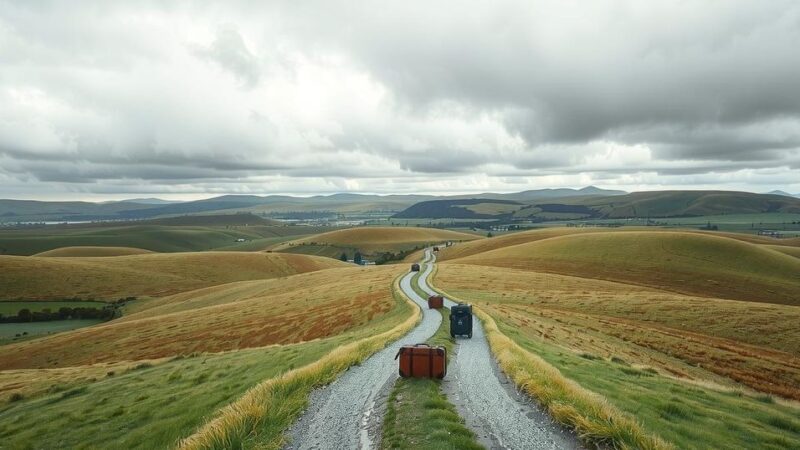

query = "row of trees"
(340, 251), (364, 264)
(0, 306), (116, 323)
(339, 246), (423, 265)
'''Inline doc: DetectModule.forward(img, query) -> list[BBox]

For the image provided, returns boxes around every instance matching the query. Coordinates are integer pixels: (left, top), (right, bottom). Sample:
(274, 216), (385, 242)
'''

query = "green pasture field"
(492, 316), (800, 450)
(0, 320), (104, 344)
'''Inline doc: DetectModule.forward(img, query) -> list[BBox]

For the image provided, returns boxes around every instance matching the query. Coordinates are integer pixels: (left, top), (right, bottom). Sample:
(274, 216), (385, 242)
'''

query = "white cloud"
(0, 1), (799, 199)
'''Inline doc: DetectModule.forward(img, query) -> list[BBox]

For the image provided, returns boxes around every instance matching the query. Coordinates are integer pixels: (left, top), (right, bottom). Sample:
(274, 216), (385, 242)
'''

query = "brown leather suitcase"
(427, 295), (444, 309)
(395, 344), (446, 379)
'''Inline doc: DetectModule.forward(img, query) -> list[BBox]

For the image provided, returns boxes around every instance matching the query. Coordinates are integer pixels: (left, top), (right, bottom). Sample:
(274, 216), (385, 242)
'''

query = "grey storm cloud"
(1, 0), (800, 198)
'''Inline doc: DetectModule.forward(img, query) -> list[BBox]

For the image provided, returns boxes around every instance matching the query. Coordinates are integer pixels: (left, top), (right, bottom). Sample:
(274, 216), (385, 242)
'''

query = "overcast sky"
(1, 1), (799, 200)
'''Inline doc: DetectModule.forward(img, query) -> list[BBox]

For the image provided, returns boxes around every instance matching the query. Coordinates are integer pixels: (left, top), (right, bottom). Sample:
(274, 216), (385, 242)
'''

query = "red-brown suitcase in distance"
(395, 344), (446, 379)
(428, 295), (444, 309)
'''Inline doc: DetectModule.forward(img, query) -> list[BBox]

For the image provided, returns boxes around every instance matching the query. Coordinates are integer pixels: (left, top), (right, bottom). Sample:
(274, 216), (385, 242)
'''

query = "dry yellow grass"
(177, 274), (422, 450)
(436, 263), (800, 400)
(274, 226), (479, 253)
(450, 230), (800, 305)
(438, 227), (605, 261)
(0, 251), (346, 300)
(440, 227), (800, 262)
(31, 246), (155, 257)
(0, 266), (402, 369)
(765, 244), (800, 258)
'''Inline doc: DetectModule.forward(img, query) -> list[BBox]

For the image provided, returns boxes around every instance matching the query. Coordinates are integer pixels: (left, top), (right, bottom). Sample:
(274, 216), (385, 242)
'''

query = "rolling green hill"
(0, 252), (347, 301)
(451, 231), (800, 305)
(0, 215), (325, 255)
(394, 190), (800, 220)
(273, 226), (480, 261)
(562, 190), (800, 218)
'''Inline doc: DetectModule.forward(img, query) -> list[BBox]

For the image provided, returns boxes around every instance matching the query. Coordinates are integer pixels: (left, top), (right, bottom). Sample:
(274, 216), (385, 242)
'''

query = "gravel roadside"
(284, 251), (439, 450)
(421, 253), (582, 450)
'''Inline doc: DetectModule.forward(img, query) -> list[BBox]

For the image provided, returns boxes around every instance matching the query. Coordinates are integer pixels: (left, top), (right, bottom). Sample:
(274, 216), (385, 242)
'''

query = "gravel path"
(420, 252), (582, 450)
(284, 252), (440, 450)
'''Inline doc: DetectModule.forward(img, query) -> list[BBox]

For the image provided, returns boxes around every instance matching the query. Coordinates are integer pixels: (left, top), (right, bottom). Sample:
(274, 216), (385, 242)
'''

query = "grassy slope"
(382, 308), (481, 450)
(0, 266), (399, 369)
(434, 228), (800, 448)
(765, 244), (800, 258)
(0, 225), (258, 255)
(452, 231), (800, 305)
(32, 246), (155, 257)
(1, 337), (353, 448)
(179, 274), (419, 450)
(0, 269), (414, 449)
(0, 222), (320, 256)
(0, 251), (346, 301)
(436, 264), (800, 399)
(489, 313), (800, 449)
(564, 190), (800, 217)
(437, 228), (604, 261)
(274, 226), (479, 257)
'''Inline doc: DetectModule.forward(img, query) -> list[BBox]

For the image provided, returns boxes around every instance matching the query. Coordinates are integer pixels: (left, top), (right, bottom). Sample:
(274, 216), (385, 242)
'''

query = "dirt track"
(284, 251), (440, 449)
(421, 252), (581, 449)
(285, 249), (580, 449)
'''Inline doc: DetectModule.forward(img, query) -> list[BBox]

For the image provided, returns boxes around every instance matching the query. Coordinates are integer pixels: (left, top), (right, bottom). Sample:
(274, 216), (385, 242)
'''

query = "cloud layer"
(1, 1), (799, 199)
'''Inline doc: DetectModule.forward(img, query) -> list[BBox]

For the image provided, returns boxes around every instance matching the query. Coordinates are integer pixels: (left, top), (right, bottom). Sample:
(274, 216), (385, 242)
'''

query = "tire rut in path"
(284, 252), (439, 450)
(420, 252), (582, 450)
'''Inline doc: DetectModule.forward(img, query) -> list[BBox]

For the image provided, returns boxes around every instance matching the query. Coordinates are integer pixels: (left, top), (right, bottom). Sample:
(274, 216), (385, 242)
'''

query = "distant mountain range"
(114, 198), (184, 205)
(393, 190), (800, 220)
(2, 187), (799, 223)
(766, 190), (800, 198)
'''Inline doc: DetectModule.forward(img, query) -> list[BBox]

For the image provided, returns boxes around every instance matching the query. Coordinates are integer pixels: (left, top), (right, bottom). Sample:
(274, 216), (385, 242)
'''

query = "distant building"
(758, 230), (783, 238)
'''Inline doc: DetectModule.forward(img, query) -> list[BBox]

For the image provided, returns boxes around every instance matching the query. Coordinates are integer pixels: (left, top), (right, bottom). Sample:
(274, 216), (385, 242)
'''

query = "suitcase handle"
(395, 343), (430, 360)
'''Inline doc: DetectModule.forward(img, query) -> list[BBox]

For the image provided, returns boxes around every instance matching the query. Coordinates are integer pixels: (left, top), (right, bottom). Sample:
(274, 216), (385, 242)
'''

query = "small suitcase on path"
(395, 344), (447, 379)
(427, 295), (444, 309)
(450, 303), (473, 338)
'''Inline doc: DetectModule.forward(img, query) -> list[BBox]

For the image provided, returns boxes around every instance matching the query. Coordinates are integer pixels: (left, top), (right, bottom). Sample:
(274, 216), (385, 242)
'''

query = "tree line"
(0, 297), (136, 323)
(0, 306), (117, 323)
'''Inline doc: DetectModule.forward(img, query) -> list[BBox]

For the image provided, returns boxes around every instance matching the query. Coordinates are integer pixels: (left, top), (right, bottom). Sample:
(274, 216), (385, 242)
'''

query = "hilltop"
(0, 252), (347, 300)
(394, 190), (800, 219)
(32, 246), (155, 257)
(450, 231), (800, 305)
(273, 226), (479, 260)
(0, 265), (401, 370)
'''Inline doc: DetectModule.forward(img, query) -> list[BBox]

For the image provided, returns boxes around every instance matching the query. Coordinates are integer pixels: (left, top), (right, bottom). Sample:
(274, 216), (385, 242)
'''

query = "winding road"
(419, 252), (580, 450)
(284, 249), (580, 450)
(284, 251), (440, 450)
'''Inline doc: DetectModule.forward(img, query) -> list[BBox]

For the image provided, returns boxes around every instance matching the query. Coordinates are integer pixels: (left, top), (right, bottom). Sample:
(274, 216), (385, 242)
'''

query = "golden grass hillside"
(0, 265), (402, 370)
(765, 244), (800, 258)
(274, 226), (479, 254)
(451, 231), (800, 305)
(32, 246), (155, 257)
(438, 227), (606, 260)
(0, 252), (347, 301)
(436, 263), (800, 399)
(439, 226), (800, 262)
